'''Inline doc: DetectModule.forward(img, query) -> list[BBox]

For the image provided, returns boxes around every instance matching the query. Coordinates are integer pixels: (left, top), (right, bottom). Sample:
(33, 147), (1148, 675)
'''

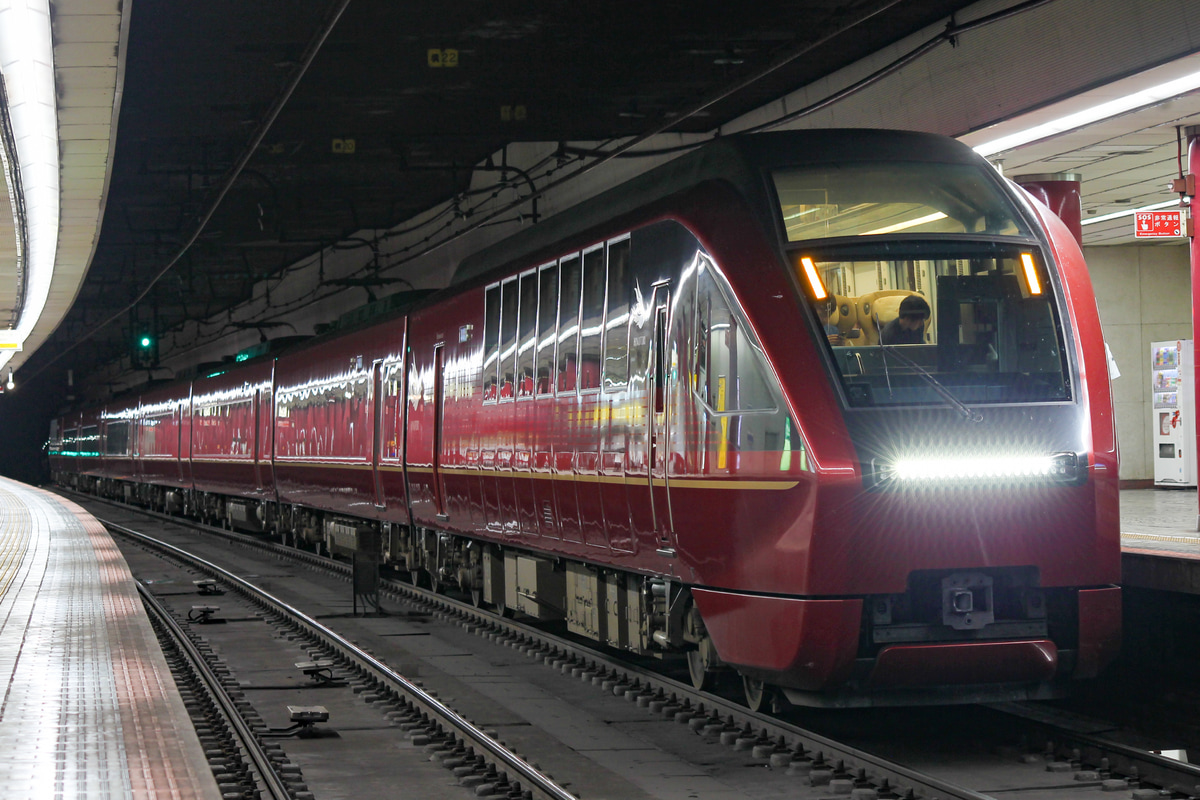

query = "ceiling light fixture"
(0, 0), (58, 375)
(1080, 198), (1183, 226)
(971, 68), (1200, 157)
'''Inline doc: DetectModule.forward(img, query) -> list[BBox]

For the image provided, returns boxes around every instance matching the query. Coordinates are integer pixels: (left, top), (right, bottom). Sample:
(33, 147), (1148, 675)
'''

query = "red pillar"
(1014, 173), (1083, 246)
(1189, 127), (1200, 526)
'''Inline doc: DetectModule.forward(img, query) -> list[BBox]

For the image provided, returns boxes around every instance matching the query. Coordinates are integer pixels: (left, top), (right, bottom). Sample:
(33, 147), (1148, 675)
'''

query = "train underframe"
(60, 472), (1113, 710)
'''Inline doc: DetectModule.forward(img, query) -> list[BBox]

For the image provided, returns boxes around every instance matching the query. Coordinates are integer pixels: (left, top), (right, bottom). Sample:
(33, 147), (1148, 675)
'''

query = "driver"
(880, 295), (930, 345)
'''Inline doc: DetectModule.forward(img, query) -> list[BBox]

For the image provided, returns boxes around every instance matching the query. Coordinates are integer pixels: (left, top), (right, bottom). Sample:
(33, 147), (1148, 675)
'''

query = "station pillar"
(1188, 127), (1200, 528)
(1014, 173), (1083, 246)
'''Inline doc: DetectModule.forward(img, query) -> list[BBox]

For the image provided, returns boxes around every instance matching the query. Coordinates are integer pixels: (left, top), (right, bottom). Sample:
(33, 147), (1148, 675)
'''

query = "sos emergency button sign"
(1134, 209), (1186, 238)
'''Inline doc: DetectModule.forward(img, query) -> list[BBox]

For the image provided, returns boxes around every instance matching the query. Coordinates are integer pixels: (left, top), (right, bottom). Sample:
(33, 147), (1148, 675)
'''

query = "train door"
(628, 283), (674, 553)
(432, 345), (447, 520)
(174, 401), (184, 485)
(253, 390), (264, 492)
(649, 288), (675, 552)
(371, 360), (386, 509)
(181, 387), (193, 486)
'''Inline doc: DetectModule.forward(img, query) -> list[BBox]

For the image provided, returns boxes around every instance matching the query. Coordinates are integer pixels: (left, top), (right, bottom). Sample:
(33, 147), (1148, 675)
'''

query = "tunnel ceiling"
(25, 0), (977, 389)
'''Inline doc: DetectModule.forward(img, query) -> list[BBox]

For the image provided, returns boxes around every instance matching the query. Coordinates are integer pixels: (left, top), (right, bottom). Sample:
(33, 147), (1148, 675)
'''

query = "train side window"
(516, 270), (538, 398)
(499, 277), (518, 401)
(482, 284), (500, 402)
(536, 263), (558, 396)
(80, 425), (99, 456)
(693, 259), (777, 413)
(579, 245), (605, 391)
(382, 362), (403, 460)
(557, 254), (581, 393)
(603, 237), (631, 391)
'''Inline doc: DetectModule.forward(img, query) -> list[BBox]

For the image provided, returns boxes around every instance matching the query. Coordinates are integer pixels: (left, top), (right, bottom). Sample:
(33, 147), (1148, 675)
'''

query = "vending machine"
(1152, 339), (1197, 487)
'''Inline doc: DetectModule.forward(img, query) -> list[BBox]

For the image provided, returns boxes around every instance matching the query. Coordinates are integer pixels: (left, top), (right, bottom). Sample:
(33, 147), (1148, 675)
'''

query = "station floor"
(0, 477), (221, 799)
(1121, 487), (1200, 552)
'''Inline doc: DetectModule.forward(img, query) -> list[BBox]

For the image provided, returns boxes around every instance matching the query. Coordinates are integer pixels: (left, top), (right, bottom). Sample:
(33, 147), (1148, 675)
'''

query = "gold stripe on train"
(186, 459), (798, 490)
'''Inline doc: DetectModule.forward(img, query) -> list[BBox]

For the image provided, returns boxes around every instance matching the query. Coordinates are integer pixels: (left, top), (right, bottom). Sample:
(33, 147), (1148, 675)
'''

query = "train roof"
(451, 128), (982, 287)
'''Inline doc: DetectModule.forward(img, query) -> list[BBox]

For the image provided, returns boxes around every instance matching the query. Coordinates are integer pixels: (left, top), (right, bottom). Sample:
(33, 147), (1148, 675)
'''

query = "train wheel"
(469, 586), (484, 608)
(687, 649), (717, 692)
(409, 568), (428, 589)
(742, 675), (769, 713)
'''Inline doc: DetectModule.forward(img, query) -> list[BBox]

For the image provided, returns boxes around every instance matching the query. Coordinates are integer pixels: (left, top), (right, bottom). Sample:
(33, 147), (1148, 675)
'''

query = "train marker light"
(1020, 253), (1042, 295)
(799, 256), (827, 300)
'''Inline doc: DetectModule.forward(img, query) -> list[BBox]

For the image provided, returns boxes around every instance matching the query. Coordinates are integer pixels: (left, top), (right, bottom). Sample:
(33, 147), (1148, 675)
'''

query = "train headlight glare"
(889, 452), (1079, 484)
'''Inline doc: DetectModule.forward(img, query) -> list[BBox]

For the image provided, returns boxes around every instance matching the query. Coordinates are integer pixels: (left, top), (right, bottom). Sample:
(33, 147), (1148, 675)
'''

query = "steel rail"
(988, 702), (1200, 793)
(89, 498), (986, 800)
(107, 517), (578, 800)
(136, 581), (294, 800)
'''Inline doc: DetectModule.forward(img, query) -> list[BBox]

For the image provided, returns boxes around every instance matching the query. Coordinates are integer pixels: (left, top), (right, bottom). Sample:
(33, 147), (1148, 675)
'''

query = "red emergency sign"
(1134, 209), (1186, 238)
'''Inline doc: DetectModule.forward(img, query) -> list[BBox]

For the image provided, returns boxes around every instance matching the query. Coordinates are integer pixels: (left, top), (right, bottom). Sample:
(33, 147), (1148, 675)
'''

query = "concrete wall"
(1085, 244), (1191, 481)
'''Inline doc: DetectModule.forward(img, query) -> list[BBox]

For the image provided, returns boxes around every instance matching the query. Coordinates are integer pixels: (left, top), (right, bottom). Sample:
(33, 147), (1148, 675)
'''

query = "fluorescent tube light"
(973, 68), (1200, 157)
(0, 0), (59, 372)
(1080, 199), (1182, 226)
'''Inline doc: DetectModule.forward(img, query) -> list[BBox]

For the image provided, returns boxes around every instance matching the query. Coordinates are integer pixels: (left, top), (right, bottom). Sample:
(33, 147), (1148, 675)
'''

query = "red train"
(49, 130), (1121, 708)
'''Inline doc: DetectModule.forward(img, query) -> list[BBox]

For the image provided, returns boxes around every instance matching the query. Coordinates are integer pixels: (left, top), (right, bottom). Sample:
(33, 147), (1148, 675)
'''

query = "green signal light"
(140, 336), (152, 348)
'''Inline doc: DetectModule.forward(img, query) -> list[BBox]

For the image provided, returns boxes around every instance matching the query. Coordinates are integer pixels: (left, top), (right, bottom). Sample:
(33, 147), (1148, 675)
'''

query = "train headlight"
(883, 451), (1082, 485)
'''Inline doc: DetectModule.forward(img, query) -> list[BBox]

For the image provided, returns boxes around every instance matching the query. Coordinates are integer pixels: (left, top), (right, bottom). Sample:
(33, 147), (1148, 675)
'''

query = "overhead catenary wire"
(739, 0), (1057, 135)
(347, 0), (1059, 281)
(133, 0), (1062, 380)
(22, 0), (354, 384)
(32, 0), (912, 387)
(31, 0), (1057, 390)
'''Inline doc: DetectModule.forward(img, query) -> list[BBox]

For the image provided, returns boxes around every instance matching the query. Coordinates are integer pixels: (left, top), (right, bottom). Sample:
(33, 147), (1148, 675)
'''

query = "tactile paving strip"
(0, 478), (221, 800)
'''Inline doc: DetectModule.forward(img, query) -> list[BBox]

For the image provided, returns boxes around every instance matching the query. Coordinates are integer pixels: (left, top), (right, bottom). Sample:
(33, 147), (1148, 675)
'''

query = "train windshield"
(772, 161), (1031, 241)
(796, 241), (1071, 408)
(772, 162), (1070, 409)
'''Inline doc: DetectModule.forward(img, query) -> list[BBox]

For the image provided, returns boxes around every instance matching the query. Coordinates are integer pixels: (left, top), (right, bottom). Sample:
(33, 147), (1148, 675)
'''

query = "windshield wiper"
(879, 344), (983, 423)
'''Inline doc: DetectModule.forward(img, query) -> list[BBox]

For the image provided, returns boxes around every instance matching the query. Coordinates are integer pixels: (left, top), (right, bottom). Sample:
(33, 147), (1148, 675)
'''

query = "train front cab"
(686, 132), (1121, 707)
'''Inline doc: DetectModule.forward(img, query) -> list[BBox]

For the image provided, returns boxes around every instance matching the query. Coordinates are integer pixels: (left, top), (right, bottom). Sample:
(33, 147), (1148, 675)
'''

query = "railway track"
(75, 491), (1200, 800)
(138, 582), (301, 800)
(112, 515), (578, 800)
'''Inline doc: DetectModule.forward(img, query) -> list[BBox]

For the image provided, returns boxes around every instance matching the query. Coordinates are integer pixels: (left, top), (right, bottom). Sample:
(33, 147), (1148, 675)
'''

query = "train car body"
(272, 321), (408, 553)
(50, 130), (1120, 707)
(188, 361), (275, 527)
(100, 397), (139, 498)
(135, 383), (189, 502)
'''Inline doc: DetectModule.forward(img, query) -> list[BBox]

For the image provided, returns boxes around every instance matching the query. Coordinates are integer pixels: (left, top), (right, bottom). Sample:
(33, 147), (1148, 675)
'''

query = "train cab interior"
(810, 250), (1071, 408)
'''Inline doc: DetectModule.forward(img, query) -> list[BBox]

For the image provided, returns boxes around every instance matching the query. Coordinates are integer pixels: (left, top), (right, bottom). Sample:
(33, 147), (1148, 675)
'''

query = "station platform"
(0, 477), (220, 799)
(1121, 487), (1200, 594)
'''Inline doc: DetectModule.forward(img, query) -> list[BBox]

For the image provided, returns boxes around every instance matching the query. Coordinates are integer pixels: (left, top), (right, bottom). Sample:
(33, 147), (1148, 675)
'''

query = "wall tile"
(1084, 243), (1192, 481)
(1100, 323), (1143, 406)
(1113, 400), (1146, 481)
(1084, 244), (1141, 325)
(1139, 244), (1191, 325)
